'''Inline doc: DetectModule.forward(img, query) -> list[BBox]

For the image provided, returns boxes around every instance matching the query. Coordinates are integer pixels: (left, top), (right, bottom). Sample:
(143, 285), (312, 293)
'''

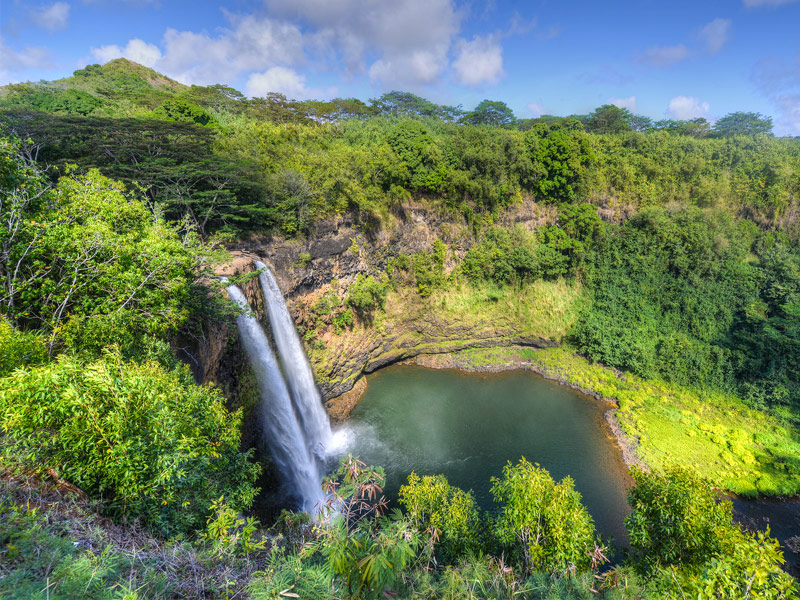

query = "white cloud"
(666, 96), (710, 120)
(699, 18), (731, 54)
(451, 35), (504, 86)
(773, 95), (800, 135)
(744, 0), (799, 6)
(80, 0), (466, 93)
(608, 96), (637, 112)
(640, 44), (690, 68)
(0, 36), (54, 82)
(156, 14), (304, 85)
(91, 14), (304, 86)
(32, 2), (70, 32)
(244, 66), (335, 99)
(526, 102), (545, 117)
(91, 39), (162, 68)
(266, 0), (461, 87)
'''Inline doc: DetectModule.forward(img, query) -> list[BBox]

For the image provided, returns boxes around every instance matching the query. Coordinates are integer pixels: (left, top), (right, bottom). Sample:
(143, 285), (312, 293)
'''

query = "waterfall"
(226, 283), (325, 513)
(255, 261), (333, 462)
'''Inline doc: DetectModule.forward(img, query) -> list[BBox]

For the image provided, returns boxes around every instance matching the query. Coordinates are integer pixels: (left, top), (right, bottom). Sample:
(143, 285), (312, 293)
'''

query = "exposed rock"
(198, 197), (564, 420)
(325, 376), (367, 424)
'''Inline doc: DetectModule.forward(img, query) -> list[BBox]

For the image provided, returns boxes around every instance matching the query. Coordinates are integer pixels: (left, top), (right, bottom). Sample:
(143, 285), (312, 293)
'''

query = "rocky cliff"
(198, 197), (569, 416)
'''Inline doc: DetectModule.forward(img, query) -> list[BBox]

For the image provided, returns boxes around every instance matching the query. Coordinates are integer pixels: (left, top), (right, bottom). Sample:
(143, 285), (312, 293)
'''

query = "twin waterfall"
(226, 262), (333, 513)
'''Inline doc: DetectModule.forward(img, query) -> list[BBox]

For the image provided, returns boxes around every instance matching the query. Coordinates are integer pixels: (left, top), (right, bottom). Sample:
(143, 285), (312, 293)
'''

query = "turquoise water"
(344, 365), (633, 546)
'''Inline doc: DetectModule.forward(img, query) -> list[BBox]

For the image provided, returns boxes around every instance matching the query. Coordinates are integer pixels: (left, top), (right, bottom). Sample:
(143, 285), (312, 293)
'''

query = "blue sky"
(2, 0), (800, 134)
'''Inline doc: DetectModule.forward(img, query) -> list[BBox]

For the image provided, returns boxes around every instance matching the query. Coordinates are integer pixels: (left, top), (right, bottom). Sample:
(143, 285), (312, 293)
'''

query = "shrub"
(154, 99), (216, 127)
(625, 466), (730, 571)
(346, 274), (386, 317)
(0, 319), (48, 377)
(398, 472), (482, 562)
(490, 458), (598, 575)
(0, 350), (260, 536)
(626, 466), (799, 598)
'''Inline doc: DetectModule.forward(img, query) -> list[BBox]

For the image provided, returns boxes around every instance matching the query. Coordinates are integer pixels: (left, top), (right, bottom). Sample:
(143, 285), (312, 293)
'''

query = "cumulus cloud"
(639, 44), (690, 68)
(526, 102), (545, 117)
(156, 14), (304, 85)
(699, 18), (731, 54)
(91, 39), (162, 68)
(32, 2), (70, 31)
(265, 0), (460, 87)
(609, 96), (637, 112)
(666, 96), (710, 120)
(91, 14), (304, 85)
(80, 0), (468, 93)
(743, 0), (799, 6)
(245, 66), (335, 99)
(451, 35), (504, 86)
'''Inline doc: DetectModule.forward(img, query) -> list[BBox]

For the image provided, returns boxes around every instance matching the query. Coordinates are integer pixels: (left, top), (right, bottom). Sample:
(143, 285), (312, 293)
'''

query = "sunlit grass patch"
(522, 347), (800, 497)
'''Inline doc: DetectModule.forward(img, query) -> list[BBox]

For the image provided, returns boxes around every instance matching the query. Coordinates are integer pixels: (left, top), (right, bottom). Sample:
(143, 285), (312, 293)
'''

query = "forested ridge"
(1, 59), (799, 598)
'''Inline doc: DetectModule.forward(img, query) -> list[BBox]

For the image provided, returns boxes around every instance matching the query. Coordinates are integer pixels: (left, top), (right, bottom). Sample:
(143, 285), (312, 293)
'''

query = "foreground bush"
(399, 472), (482, 563)
(0, 350), (260, 535)
(0, 319), (48, 378)
(490, 458), (599, 575)
(627, 466), (798, 599)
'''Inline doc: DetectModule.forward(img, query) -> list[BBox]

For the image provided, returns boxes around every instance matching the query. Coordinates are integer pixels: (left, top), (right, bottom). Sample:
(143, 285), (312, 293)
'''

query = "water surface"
(344, 365), (632, 546)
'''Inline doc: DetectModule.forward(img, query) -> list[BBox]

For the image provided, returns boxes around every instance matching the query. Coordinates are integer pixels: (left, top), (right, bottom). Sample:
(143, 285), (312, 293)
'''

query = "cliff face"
(198, 198), (561, 412)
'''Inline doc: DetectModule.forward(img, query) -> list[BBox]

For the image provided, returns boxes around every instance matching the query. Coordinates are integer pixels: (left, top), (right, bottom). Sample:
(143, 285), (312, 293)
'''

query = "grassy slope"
(445, 345), (800, 497)
(306, 277), (585, 391)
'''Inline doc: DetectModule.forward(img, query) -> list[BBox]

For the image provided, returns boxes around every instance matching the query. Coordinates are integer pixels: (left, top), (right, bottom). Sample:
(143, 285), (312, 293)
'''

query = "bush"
(0, 350), (260, 536)
(625, 466), (730, 571)
(346, 274), (386, 317)
(626, 466), (799, 598)
(153, 99), (216, 127)
(0, 319), (48, 377)
(398, 472), (482, 563)
(490, 458), (599, 575)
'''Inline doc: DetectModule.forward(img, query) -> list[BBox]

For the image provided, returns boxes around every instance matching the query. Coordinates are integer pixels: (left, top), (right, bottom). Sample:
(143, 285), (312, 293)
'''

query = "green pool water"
(343, 364), (633, 546)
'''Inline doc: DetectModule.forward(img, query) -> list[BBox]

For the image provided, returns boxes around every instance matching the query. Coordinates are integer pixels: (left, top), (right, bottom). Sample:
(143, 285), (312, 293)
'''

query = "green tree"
(712, 112), (774, 137)
(0, 136), (224, 361)
(153, 98), (216, 127)
(346, 274), (387, 319)
(626, 466), (798, 598)
(490, 458), (599, 575)
(532, 129), (595, 202)
(584, 104), (633, 134)
(461, 100), (516, 127)
(626, 466), (730, 571)
(398, 472), (482, 562)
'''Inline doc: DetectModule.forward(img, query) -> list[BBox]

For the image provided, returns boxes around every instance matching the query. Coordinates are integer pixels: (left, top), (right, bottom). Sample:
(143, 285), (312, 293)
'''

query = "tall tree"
(712, 112), (773, 137)
(461, 99), (516, 127)
(583, 104), (633, 134)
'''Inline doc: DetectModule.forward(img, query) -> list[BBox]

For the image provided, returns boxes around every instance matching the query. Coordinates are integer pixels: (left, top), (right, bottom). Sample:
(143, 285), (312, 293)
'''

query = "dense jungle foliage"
(1, 59), (799, 598)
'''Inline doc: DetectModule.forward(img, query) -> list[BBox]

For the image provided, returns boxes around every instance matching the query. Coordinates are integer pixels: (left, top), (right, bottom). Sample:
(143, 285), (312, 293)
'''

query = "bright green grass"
(450, 345), (800, 497)
(427, 278), (585, 342)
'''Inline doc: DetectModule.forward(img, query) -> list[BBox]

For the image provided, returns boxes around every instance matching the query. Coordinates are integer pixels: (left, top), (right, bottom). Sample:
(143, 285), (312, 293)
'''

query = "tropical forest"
(1, 19), (800, 599)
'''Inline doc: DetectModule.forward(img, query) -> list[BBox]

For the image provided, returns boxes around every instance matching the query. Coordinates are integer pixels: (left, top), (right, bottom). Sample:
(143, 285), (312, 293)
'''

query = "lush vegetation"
(0, 133), (259, 541)
(2, 59), (799, 597)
